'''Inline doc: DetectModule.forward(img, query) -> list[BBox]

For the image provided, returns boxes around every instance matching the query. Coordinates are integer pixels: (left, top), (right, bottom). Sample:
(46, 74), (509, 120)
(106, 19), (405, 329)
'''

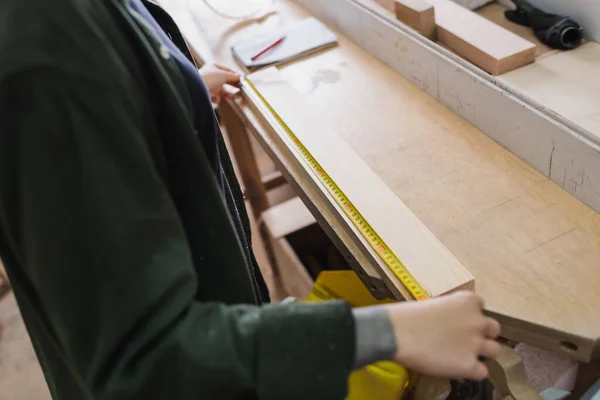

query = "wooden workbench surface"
(371, 0), (600, 151)
(163, 0), (600, 361)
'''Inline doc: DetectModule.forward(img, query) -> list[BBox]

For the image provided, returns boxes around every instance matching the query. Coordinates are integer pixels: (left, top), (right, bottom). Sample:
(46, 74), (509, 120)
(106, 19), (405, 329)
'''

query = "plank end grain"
(394, 0), (437, 40)
(245, 67), (474, 298)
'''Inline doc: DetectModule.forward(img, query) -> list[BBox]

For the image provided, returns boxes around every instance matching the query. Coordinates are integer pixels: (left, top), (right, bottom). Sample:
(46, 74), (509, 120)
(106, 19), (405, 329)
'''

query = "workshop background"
(1, 0), (599, 398)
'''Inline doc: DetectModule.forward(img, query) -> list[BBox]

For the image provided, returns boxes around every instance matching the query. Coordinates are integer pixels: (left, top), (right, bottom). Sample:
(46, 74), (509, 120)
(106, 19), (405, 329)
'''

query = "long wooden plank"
(241, 90), (396, 300)
(426, 0), (535, 75)
(262, 197), (317, 239)
(247, 67), (474, 297)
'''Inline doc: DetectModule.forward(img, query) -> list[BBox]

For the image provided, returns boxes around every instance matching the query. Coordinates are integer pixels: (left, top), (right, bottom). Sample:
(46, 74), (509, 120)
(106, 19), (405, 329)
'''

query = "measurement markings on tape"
(243, 77), (429, 301)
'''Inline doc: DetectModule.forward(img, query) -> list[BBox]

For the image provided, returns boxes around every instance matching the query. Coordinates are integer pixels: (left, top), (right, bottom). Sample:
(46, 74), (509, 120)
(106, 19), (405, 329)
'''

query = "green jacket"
(0, 0), (355, 399)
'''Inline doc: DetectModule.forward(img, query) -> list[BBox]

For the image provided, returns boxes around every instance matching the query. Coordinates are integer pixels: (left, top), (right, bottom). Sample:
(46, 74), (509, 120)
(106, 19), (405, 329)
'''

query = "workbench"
(161, 0), (600, 398)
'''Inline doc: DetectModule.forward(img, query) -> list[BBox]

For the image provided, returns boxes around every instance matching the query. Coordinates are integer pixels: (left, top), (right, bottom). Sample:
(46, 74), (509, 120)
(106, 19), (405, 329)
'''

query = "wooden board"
(248, 67), (475, 298)
(162, 0), (600, 361)
(426, 0), (536, 75)
(242, 90), (396, 300)
(394, 0), (436, 39)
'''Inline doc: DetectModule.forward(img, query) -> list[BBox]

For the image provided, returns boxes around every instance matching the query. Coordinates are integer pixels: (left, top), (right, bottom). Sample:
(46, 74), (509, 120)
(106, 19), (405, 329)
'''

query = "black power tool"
(505, 0), (583, 50)
(446, 379), (493, 400)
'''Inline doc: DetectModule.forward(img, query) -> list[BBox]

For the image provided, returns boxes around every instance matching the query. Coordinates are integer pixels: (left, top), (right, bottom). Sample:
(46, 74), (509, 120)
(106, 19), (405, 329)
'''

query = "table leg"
(486, 343), (543, 400)
(0, 260), (10, 300)
(218, 99), (270, 219)
(565, 360), (600, 400)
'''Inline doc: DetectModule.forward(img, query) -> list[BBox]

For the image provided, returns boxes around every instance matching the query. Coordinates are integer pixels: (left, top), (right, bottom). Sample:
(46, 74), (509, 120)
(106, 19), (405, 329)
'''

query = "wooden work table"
(162, 0), (600, 370)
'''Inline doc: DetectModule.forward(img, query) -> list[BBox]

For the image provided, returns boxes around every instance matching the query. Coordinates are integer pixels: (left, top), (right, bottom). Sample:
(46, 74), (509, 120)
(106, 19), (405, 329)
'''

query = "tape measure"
(242, 77), (429, 301)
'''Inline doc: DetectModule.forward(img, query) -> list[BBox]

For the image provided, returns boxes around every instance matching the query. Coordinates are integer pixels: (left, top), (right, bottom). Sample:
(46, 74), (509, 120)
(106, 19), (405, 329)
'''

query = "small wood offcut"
(389, 0), (536, 75)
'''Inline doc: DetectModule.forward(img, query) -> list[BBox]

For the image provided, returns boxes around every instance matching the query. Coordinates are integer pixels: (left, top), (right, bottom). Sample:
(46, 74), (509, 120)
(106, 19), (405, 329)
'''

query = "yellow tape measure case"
(305, 271), (412, 400)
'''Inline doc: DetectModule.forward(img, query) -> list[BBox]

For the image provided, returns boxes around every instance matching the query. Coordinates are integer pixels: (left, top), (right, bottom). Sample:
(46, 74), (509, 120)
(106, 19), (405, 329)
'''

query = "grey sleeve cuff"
(352, 306), (398, 369)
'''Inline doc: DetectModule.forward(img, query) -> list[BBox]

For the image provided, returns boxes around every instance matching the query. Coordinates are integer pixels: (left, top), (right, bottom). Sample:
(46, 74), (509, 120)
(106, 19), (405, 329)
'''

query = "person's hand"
(386, 291), (501, 380)
(199, 63), (241, 103)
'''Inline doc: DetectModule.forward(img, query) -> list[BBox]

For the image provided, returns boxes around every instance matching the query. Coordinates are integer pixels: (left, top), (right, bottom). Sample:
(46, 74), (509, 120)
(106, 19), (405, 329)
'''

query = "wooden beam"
(261, 197), (317, 239)
(218, 99), (270, 218)
(0, 260), (10, 300)
(247, 67), (474, 298)
(426, 0), (536, 75)
(394, 0), (436, 40)
(566, 361), (600, 400)
(262, 170), (287, 191)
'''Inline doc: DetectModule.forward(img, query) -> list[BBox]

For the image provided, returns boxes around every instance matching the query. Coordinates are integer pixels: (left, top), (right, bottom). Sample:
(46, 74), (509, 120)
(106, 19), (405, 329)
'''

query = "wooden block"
(427, 0), (536, 75)
(247, 67), (474, 298)
(394, 0), (436, 40)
